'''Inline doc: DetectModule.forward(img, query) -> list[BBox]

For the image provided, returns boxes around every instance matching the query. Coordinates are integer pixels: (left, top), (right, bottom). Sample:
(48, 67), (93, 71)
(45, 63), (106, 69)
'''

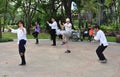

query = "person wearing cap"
(94, 25), (108, 63)
(59, 18), (72, 53)
(9, 20), (27, 66)
(47, 18), (58, 46)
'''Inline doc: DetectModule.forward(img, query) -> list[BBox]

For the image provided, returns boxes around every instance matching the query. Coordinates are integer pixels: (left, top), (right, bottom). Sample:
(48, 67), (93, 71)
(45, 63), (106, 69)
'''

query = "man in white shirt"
(94, 25), (108, 63)
(47, 18), (58, 46)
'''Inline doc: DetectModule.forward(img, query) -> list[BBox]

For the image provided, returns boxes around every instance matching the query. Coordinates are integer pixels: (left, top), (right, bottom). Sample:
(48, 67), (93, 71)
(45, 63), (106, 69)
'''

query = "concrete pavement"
(0, 39), (120, 77)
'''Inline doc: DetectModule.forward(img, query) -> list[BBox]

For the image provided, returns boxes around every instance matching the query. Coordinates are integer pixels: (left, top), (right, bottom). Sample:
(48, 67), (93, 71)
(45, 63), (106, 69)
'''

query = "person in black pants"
(9, 20), (27, 66)
(96, 44), (107, 61)
(32, 21), (40, 44)
(47, 18), (58, 46)
(94, 25), (108, 63)
(19, 39), (27, 65)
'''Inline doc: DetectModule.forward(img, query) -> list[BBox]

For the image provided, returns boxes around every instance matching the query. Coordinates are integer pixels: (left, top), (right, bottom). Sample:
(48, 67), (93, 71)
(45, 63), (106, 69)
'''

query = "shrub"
(100, 25), (115, 31)
(0, 38), (13, 42)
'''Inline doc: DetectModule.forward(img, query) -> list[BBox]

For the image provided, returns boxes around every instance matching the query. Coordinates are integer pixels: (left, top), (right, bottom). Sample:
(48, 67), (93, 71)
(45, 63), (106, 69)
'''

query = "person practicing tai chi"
(94, 25), (108, 63)
(47, 18), (58, 46)
(9, 20), (27, 66)
(32, 21), (40, 44)
(59, 18), (73, 53)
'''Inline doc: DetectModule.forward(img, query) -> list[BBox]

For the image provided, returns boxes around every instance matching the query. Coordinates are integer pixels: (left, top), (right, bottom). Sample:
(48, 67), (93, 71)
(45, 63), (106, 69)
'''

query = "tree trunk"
(0, 17), (2, 39)
(116, 34), (120, 43)
(63, 0), (72, 19)
(51, 0), (56, 17)
(87, 10), (93, 23)
(61, 0), (74, 29)
(26, 14), (31, 34)
(3, 0), (8, 32)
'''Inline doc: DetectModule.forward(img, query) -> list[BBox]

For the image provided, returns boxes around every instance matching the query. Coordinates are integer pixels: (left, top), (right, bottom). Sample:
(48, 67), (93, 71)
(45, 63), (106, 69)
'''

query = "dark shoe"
(65, 50), (71, 53)
(35, 42), (39, 44)
(51, 44), (56, 46)
(19, 63), (26, 66)
(100, 59), (107, 63)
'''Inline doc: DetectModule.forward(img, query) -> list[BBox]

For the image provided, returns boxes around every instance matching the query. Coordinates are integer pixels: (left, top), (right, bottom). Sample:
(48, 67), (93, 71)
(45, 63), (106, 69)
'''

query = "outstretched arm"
(7, 26), (18, 33)
(59, 20), (64, 30)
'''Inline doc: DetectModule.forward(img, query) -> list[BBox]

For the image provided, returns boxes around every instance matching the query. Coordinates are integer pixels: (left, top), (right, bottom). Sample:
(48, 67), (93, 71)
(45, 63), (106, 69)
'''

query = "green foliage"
(100, 24), (120, 31)
(10, 25), (18, 29)
(0, 0), (120, 34)
(105, 0), (112, 6)
(0, 0), (5, 14)
(106, 36), (116, 42)
(3, 32), (17, 39)
(100, 25), (115, 31)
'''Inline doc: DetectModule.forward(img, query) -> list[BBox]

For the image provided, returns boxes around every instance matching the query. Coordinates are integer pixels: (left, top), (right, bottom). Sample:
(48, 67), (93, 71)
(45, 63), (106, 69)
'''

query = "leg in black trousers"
(19, 39), (26, 66)
(32, 32), (39, 44)
(51, 29), (56, 46)
(35, 32), (39, 44)
(88, 35), (91, 41)
(96, 44), (107, 60)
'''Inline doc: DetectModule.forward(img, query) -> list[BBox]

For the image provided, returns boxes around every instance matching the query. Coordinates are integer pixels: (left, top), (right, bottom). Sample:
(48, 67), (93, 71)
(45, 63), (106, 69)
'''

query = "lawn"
(0, 32), (117, 42)
(106, 36), (116, 42)
(3, 32), (50, 39)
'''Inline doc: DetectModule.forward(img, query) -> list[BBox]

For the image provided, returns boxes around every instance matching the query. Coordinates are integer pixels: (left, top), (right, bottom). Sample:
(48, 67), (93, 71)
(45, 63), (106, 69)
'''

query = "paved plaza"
(0, 39), (120, 77)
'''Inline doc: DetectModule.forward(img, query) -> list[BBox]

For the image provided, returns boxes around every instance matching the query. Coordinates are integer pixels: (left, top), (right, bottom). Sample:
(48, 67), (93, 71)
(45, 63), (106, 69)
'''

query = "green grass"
(106, 36), (116, 42)
(3, 32), (50, 39)
(81, 36), (116, 42)
(1, 32), (117, 42)
(27, 33), (50, 39)
(0, 38), (13, 42)
(3, 32), (17, 39)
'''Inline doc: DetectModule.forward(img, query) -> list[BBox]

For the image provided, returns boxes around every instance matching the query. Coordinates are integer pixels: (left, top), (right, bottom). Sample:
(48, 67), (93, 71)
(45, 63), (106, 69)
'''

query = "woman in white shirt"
(94, 25), (108, 63)
(10, 20), (27, 66)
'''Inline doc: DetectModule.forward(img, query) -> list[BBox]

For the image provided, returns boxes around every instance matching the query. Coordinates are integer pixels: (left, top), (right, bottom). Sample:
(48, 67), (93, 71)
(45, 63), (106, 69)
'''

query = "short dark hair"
(17, 20), (24, 27)
(94, 25), (100, 29)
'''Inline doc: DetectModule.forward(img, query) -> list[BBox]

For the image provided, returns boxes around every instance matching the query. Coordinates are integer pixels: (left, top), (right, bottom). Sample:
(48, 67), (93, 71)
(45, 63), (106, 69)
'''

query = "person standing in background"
(88, 27), (94, 41)
(32, 21), (40, 44)
(47, 18), (58, 46)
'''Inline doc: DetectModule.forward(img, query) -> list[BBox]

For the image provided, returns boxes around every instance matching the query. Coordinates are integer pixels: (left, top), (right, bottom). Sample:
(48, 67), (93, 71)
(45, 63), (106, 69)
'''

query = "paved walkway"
(0, 39), (120, 77)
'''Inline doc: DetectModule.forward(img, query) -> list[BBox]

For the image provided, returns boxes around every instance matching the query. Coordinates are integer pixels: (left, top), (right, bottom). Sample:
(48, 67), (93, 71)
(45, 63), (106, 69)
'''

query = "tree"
(0, 0), (6, 38)
(61, 0), (72, 20)
(0, 16), (2, 38)
(12, 0), (39, 34)
(74, 0), (98, 28)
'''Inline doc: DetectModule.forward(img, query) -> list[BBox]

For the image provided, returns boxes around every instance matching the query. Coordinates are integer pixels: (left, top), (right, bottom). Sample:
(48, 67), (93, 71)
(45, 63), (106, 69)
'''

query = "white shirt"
(11, 28), (27, 44)
(94, 30), (108, 46)
(49, 21), (58, 30)
(64, 23), (72, 32)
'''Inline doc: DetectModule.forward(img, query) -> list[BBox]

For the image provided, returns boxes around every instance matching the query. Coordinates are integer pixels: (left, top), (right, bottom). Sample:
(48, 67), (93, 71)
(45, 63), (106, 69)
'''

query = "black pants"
(96, 44), (107, 60)
(51, 29), (56, 45)
(32, 32), (39, 43)
(88, 35), (93, 41)
(19, 39), (27, 64)
(83, 33), (89, 40)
